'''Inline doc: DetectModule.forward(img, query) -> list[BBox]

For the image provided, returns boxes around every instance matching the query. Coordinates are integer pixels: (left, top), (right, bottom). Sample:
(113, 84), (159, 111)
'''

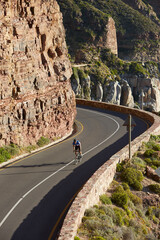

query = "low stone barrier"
(58, 99), (160, 240)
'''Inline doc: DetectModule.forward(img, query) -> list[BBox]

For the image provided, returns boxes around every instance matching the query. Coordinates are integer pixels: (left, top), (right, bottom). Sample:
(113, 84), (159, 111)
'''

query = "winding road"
(0, 106), (149, 240)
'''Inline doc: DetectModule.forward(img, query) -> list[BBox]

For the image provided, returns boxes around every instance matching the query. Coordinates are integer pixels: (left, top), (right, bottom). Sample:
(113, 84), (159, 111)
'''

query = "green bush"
(74, 237), (80, 240)
(5, 144), (20, 156)
(144, 149), (156, 157)
(129, 62), (147, 75)
(122, 182), (130, 190)
(150, 135), (160, 142)
(144, 158), (152, 165)
(152, 143), (160, 151)
(121, 168), (143, 190)
(99, 206), (115, 219)
(100, 194), (112, 204)
(152, 215), (159, 224)
(92, 236), (106, 240)
(113, 208), (126, 226)
(84, 208), (96, 217)
(0, 155), (5, 163)
(111, 191), (128, 208)
(133, 180), (143, 191)
(148, 184), (160, 195)
(126, 190), (142, 205)
(26, 145), (37, 153)
(37, 136), (50, 147)
(152, 160), (160, 167)
(123, 206), (133, 218)
(0, 147), (11, 162)
(116, 162), (124, 172)
(132, 157), (146, 168)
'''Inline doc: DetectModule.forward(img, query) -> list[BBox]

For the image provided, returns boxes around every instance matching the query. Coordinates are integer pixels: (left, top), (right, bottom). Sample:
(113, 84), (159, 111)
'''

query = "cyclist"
(72, 138), (82, 158)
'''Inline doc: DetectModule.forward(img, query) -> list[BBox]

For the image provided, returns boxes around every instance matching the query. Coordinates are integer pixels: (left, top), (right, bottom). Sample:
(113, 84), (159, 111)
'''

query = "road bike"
(74, 151), (83, 164)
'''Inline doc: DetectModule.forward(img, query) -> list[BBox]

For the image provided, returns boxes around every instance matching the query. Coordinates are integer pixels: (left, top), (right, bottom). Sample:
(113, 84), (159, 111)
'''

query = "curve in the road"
(0, 106), (150, 240)
(0, 109), (120, 229)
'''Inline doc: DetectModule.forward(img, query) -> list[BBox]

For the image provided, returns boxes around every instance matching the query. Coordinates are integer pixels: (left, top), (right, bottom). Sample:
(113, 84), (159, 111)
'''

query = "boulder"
(104, 81), (121, 104)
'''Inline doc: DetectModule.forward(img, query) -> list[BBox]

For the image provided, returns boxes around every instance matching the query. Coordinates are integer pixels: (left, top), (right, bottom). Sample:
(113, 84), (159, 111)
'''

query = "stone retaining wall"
(58, 99), (160, 240)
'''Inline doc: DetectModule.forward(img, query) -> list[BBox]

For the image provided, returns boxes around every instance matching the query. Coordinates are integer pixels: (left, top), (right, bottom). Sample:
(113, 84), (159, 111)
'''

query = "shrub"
(152, 160), (160, 167)
(0, 147), (11, 162)
(132, 180), (143, 191)
(144, 158), (152, 164)
(122, 228), (135, 240)
(150, 135), (160, 142)
(126, 189), (142, 205)
(0, 155), (5, 163)
(121, 168), (143, 190)
(37, 136), (50, 147)
(122, 182), (130, 190)
(111, 191), (128, 208)
(92, 237), (106, 240)
(132, 157), (146, 168)
(148, 184), (160, 195)
(85, 208), (96, 217)
(26, 145), (37, 153)
(116, 163), (123, 172)
(113, 209), (125, 226)
(144, 149), (156, 157)
(123, 206), (132, 218)
(83, 218), (102, 231)
(129, 62), (146, 75)
(95, 208), (106, 219)
(100, 194), (112, 204)
(99, 206), (115, 219)
(152, 215), (159, 224)
(152, 143), (160, 151)
(146, 207), (153, 217)
(5, 143), (20, 156)
(74, 237), (80, 240)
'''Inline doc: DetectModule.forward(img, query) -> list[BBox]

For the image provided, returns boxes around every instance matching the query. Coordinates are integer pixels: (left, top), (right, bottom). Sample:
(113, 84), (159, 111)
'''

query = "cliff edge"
(0, 0), (76, 146)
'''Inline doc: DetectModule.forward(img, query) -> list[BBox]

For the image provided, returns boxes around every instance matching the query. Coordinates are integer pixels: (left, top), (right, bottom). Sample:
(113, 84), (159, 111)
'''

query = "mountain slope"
(58, 0), (160, 61)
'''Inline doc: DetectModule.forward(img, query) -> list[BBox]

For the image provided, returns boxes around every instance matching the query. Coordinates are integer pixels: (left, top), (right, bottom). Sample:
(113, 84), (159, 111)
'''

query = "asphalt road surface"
(0, 106), (149, 240)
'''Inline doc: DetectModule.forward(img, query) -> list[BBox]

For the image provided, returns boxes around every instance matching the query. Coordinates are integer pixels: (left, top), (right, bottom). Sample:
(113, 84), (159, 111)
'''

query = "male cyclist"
(72, 138), (82, 158)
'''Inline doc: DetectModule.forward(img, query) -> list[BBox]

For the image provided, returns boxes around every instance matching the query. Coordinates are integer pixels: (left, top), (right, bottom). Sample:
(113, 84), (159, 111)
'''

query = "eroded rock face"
(104, 81), (121, 105)
(0, 0), (76, 146)
(98, 17), (118, 56)
(126, 76), (160, 112)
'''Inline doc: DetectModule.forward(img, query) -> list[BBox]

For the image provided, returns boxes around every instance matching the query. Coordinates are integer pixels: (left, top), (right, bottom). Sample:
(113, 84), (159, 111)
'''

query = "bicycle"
(74, 150), (83, 164)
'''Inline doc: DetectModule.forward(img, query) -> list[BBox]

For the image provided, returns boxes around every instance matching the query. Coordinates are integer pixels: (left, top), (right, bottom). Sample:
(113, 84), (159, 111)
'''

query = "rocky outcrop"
(96, 83), (103, 102)
(146, 166), (160, 183)
(71, 68), (91, 99)
(125, 76), (160, 112)
(97, 17), (118, 56)
(104, 81), (121, 105)
(0, 0), (76, 146)
(120, 80), (135, 107)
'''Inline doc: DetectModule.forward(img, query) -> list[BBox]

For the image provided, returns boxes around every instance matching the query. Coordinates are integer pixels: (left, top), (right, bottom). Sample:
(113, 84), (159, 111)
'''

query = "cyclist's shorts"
(75, 146), (80, 151)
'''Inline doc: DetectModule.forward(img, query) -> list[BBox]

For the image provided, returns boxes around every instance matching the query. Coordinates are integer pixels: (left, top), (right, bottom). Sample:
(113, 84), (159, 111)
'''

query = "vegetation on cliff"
(58, 0), (160, 60)
(58, 0), (160, 106)
(75, 135), (160, 240)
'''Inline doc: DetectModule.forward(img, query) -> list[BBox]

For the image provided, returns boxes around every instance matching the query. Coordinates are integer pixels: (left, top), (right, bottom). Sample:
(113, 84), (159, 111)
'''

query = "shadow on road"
(11, 118), (147, 240)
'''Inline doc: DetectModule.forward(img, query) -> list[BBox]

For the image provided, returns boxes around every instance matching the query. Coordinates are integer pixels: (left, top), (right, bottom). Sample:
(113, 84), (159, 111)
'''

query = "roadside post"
(123, 114), (136, 159)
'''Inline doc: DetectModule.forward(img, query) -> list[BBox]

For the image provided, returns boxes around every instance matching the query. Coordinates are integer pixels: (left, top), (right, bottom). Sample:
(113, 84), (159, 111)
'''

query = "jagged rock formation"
(0, 0), (76, 146)
(104, 81), (121, 105)
(97, 17), (118, 56)
(96, 83), (103, 102)
(120, 80), (135, 108)
(125, 76), (160, 112)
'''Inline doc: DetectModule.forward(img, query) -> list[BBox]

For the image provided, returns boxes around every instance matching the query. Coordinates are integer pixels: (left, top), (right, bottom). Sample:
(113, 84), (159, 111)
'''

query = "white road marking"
(0, 108), (120, 228)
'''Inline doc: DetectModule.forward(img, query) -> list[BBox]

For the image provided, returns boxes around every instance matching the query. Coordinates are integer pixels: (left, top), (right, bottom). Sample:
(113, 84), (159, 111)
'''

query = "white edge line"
(0, 108), (119, 228)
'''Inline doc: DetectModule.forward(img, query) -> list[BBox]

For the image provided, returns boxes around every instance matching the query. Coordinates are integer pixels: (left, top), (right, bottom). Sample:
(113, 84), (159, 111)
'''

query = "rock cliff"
(0, 0), (76, 146)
